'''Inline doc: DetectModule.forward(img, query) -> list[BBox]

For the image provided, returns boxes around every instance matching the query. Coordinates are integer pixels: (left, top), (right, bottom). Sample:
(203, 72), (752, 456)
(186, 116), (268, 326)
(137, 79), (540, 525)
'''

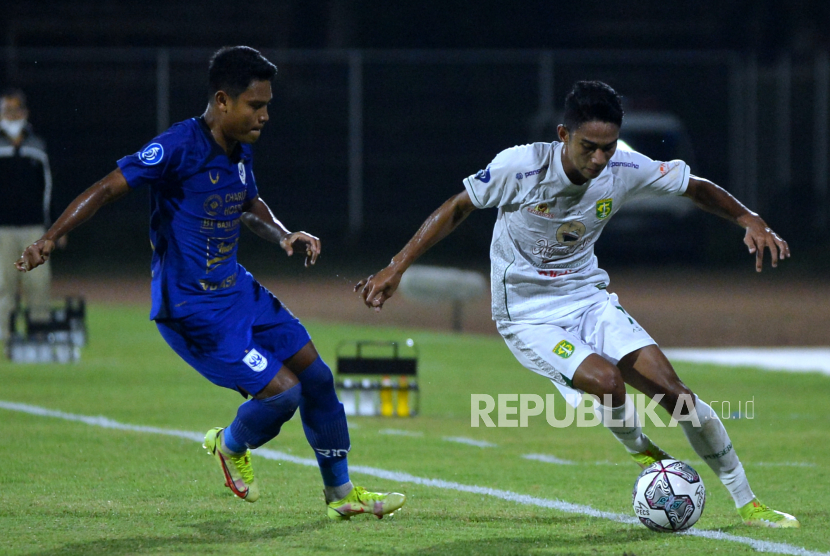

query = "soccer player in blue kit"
(15, 46), (405, 521)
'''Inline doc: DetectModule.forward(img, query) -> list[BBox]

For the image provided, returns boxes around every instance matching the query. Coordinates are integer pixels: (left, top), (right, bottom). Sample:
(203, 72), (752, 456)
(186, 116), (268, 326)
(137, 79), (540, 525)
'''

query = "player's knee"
(297, 357), (336, 397)
(574, 357), (626, 404)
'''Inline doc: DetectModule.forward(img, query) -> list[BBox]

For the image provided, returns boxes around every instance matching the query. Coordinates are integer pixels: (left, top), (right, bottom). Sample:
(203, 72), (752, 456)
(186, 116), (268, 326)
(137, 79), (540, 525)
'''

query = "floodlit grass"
(1, 305), (828, 555)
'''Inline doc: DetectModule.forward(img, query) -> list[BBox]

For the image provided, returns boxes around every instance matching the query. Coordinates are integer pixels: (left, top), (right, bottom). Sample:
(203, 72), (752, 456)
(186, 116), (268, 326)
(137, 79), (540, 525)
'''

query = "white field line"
(522, 453), (575, 465)
(442, 436), (497, 448)
(2, 400), (827, 556)
(663, 348), (830, 376)
(526, 455), (819, 470)
(379, 428), (424, 437)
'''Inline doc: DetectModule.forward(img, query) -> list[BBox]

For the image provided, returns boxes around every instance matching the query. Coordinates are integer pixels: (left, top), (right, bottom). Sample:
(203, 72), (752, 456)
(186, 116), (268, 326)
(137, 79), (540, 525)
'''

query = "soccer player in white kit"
(356, 81), (799, 528)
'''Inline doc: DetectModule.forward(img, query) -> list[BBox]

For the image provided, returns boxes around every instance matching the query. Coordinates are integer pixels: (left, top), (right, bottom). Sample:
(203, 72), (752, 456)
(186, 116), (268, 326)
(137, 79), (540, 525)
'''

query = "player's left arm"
(682, 176), (790, 271)
(241, 196), (320, 267)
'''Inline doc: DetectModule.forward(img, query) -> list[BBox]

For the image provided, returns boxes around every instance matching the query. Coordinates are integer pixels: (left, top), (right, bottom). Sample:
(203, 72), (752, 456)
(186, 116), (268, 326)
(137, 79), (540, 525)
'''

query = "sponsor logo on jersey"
(527, 202), (555, 219)
(209, 171), (220, 184)
(596, 198), (613, 219)
(516, 172), (523, 180)
(238, 161), (247, 184)
(537, 269), (574, 278)
(474, 167), (491, 183)
(523, 165), (547, 178)
(553, 340), (575, 358)
(139, 143), (164, 165)
(204, 194), (224, 216)
(609, 161), (639, 169)
(243, 348), (268, 372)
(555, 221), (586, 245)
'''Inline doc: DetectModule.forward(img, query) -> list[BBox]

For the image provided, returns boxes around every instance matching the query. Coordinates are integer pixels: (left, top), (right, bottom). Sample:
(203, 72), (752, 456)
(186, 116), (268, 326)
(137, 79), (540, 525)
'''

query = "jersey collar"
(553, 142), (594, 191)
(197, 116), (248, 163)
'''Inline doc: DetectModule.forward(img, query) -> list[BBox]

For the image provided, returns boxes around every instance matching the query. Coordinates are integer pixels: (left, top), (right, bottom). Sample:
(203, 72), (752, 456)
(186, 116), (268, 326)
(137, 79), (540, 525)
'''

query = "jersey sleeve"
(613, 149), (691, 200)
(117, 128), (188, 189)
(463, 144), (541, 209)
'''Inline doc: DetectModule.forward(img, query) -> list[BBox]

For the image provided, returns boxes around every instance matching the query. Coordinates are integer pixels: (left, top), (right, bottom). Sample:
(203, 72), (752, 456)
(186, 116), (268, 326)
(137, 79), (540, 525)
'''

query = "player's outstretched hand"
(355, 266), (402, 312)
(280, 231), (320, 267)
(15, 239), (55, 272)
(739, 214), (790, 272)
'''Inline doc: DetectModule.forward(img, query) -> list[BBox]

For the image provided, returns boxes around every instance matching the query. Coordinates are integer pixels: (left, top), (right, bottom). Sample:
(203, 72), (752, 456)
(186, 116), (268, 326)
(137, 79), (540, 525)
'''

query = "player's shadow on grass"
(24, 519), (329, 556)
(403, 515), (658, 555)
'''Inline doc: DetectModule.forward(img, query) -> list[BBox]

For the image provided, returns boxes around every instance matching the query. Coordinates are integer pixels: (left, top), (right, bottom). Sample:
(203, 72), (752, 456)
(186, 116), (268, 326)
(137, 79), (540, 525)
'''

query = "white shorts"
(497, 291), (655, 407)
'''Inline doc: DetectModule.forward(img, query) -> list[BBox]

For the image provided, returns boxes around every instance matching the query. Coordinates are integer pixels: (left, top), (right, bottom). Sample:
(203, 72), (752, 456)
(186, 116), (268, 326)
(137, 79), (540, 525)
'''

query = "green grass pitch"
(1, 304), (828, 555)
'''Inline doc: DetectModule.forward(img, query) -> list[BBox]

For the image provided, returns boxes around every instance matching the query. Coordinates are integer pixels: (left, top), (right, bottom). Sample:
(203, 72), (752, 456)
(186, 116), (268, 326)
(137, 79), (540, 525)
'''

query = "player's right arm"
(355, 190), (477, 311)
(15, 168), (131, 272)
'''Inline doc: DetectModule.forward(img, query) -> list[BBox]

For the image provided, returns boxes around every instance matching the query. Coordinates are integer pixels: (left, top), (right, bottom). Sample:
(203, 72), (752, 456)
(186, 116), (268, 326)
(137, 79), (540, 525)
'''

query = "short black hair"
(0, 88), (27, 108)
(563, 81), (623, 132)
(208, 46), (277, 99)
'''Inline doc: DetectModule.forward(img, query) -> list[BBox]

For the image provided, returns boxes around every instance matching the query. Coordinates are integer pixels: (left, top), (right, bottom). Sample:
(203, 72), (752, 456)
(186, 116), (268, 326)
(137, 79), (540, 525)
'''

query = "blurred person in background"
(0, 88), (60, 340)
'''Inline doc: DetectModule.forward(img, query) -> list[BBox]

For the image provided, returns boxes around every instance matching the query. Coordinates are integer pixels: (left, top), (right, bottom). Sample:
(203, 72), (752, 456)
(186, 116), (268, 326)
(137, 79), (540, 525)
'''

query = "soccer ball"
(632, 459), (705, 532)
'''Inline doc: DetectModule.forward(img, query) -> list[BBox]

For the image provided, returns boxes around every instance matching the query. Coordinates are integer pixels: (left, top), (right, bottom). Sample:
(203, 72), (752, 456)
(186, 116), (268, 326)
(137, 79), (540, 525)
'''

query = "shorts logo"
(243, 348), (268, 372)
(474, 167), (491, 183)
(659, 162), (671, 176)
(204, 194), (224, 216)
(238, 161), (247, 185)
(553, 340), (575, 359)
(139, 143), (164, 165)
(596, 198), (613, 219)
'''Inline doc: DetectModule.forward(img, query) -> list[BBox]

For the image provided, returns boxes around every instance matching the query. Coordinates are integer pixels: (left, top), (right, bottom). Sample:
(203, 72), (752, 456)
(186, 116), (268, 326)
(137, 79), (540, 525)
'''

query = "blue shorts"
(156, 278), (311, 397)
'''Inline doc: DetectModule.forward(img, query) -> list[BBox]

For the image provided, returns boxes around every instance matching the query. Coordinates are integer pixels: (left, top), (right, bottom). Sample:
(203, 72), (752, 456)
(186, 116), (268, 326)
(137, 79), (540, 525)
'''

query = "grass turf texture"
(1, 304), (828, 556)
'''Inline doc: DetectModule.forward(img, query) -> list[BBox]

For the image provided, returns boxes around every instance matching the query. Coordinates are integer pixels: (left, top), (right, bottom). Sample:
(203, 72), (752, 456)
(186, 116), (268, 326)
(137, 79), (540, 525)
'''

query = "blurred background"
(3, 0), (829, 281)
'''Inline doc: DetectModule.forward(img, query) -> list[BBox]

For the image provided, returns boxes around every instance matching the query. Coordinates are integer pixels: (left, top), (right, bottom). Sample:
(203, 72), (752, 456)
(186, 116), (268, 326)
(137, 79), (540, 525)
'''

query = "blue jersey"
(118, 117), (259, 320)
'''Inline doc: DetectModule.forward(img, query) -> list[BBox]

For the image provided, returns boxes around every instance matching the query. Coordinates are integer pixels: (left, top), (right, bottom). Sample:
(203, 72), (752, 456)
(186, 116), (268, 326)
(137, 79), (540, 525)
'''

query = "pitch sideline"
(1, 400), (825, 556)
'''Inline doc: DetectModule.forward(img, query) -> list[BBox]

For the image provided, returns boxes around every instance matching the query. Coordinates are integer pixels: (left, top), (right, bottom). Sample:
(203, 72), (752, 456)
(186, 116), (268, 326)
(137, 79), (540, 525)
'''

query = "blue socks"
(222, 357), (351, 488)
(225, 383), (302, 452)
(298, 357), (351, 487)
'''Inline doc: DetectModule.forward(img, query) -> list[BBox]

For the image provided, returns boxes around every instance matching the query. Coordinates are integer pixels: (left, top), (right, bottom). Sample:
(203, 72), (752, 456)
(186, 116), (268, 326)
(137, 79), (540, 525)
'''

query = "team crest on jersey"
(139, 143), (164, 166)
(527, 202), (555, 219)
(555, 221), (586, 245)
(238, 161), (247, 185)
(596, 198), (613, 219)
(204, 194), (224, 216)
(243, 348), (268, 372)
(553, 340), (575, 359)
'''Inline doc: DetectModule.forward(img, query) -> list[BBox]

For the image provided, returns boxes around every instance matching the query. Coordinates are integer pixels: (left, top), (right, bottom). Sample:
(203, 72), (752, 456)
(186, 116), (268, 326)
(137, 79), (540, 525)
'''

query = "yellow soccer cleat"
(203, 427), (260, 503)
(326, 485), (406, 521)
(631, 440), (674, 469)
(739, 499), (800, 528)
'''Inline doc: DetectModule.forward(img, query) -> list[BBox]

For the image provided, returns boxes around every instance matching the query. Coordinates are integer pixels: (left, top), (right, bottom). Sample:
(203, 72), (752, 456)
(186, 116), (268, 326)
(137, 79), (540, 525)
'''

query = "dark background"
(3, 1), (829, 280)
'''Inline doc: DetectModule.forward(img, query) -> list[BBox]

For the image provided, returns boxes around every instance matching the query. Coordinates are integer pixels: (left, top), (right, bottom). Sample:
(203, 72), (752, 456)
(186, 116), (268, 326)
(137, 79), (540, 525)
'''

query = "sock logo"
(315, 448), (350, 458)
(243, 348), (268, 372)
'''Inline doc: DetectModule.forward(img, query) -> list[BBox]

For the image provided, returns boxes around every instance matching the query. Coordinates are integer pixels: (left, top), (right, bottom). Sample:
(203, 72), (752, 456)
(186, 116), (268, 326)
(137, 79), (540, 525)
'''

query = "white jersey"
(463, 141), (690, 323)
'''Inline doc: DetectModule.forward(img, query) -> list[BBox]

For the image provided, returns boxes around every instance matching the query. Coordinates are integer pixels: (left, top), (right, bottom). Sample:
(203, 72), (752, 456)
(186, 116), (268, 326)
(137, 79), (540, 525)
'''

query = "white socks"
(678, 396), (755, 507)
(597, 396), (650, 454)
(325, 481), (354, 503)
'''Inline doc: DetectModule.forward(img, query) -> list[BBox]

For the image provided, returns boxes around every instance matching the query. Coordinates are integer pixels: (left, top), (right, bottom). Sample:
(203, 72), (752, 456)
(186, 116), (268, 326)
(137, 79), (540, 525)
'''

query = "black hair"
(0, 88), (27, 108)
(208, 46), (277, 99)
(562, 81), (623, 132)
